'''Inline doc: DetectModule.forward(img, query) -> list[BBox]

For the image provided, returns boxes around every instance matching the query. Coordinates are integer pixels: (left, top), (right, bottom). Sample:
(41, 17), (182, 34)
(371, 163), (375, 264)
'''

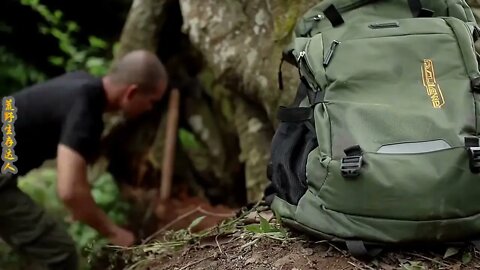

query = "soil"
(148, 236), (354, 270)
(137, 234), (480, 270)
(113, 189), (480, 270)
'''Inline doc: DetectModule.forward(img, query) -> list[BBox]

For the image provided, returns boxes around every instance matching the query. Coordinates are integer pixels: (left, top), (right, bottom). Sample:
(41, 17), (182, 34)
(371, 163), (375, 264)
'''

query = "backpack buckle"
(341, 145), (363, 178)
(471, 75), (480, 93)
(468, 147), (480, 174)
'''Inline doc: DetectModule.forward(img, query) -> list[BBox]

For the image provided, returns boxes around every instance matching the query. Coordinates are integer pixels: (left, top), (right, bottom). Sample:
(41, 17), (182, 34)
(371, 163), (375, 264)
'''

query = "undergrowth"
(98, 204), (293, 270)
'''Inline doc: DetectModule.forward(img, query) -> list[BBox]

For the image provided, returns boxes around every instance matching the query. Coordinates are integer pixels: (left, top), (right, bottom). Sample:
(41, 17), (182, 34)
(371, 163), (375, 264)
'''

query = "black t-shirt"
(8, 71), (106, 176)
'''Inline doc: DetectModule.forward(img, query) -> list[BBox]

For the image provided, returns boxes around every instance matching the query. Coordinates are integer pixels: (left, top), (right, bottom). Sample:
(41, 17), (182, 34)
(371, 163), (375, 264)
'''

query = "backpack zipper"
(298, 50), (320, 91)
(308, 14), (325, 21)
(323, 40), (341, 67)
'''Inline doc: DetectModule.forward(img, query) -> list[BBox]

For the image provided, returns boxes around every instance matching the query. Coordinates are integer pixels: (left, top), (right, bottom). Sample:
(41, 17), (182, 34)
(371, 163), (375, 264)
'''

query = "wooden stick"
(160, 88), (180, 202)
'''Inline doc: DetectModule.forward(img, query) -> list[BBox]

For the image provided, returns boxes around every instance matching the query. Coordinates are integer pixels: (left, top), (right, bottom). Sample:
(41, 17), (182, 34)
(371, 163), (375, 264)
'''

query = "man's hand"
(56, 144), (136, 246)
(108, 226), (136, 247)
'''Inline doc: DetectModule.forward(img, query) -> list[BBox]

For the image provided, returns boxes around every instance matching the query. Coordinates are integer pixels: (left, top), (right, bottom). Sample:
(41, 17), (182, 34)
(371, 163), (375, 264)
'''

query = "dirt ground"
(135, 236), (480, 270)
(147, 236), (356, 270)
(112, 193), (480, 270)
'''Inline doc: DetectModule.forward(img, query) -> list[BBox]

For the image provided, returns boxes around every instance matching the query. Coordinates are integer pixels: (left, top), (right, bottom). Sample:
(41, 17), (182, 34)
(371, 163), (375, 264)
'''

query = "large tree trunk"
(178, 0), (315, 202)
(102, 0), (316, 210)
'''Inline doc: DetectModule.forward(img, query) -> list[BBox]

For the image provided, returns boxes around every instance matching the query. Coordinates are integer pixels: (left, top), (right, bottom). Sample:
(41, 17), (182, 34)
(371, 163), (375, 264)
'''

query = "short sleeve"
(59, 98), (103, 162)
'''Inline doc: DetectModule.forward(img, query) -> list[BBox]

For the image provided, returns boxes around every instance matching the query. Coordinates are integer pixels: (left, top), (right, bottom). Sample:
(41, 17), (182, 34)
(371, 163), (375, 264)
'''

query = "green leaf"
(245, 224), (263, 234)
(50, 28), (66, 40)
(444, 247), (460, 258)
(88, 36), (108, 49)
(48, 56), (64, 66)
(86, 57), (106, 69)
(39, 25), (50, 35)
(53, 10), (62, 20)
(59, 42), (77, 57)
(66, 21), (79, 33)
(188, 216), (206, 231)
(259, 215), (272, 233)
(178, 128), (201, 150)
(462, 251), (472, 265)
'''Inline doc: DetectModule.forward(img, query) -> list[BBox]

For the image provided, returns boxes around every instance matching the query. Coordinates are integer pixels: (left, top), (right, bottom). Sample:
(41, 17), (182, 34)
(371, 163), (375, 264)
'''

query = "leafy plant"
(19, 0), (114, 76)
(0, 168), (132, 270)
(0, 46), (47, 95)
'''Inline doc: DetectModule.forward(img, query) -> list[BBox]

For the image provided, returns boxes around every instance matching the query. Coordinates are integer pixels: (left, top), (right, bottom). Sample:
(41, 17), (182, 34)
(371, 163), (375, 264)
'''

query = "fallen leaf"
(444, 247), (460, 259)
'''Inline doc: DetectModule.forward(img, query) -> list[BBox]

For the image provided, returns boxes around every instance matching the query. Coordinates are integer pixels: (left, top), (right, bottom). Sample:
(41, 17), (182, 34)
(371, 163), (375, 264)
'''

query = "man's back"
(11, 71), (106, 176)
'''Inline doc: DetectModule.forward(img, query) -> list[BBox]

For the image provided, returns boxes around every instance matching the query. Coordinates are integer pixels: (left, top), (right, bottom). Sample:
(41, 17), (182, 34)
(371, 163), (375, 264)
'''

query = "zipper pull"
(297, 51), (306, 62)
(308, 14), (325, 21)
(323, 40), (340, 67)
(313, 14), (325, 21)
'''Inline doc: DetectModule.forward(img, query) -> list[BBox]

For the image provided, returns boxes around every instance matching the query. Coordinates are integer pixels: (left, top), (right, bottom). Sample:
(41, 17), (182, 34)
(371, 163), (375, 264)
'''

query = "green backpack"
(266, 0), (480, 258)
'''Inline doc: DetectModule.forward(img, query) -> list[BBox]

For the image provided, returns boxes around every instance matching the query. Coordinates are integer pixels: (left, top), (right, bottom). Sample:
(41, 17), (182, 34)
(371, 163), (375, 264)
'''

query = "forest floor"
(107, 204), (480, 270)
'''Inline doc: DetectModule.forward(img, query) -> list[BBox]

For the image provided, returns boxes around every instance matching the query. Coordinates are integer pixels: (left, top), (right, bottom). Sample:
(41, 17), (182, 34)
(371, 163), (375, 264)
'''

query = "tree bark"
(114, 0), (171, 59)
(178, 0), (315, 202)
(102, 0), (317, 206)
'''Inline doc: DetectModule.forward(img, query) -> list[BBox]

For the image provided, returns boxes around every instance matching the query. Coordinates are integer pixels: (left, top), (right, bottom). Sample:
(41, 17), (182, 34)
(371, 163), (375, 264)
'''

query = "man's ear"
(124, 84), (139, 101)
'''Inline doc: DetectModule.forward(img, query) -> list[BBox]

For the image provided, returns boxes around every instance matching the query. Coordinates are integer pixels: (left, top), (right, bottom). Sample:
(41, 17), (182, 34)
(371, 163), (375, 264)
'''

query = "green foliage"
(0, 47), (47, 95)
(178, 128), (202, 150)
(19, 0), (114, 76)
(0, 169), (131, 270)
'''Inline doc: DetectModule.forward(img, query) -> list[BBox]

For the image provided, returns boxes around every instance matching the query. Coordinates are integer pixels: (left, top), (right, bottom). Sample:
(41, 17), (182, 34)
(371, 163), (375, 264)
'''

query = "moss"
(272, 1), (302, 42)
(198, 67), (216, 95)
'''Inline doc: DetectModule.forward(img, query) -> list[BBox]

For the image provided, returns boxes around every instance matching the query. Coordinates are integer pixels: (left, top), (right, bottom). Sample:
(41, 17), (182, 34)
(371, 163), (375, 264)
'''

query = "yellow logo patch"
(421, 59), (445, 109)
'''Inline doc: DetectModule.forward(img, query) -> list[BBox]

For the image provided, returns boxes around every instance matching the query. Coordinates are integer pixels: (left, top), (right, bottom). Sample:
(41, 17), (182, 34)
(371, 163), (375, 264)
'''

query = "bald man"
(0, 50), (168, 270)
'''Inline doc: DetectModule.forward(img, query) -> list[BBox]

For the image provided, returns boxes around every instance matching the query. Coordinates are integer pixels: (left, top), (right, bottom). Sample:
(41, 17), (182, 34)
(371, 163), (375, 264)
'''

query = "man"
(0, 49), (168, 269)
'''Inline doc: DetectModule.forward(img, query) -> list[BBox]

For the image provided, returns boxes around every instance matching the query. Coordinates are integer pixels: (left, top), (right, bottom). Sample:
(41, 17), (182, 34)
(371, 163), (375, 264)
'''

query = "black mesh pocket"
(266, 115), (318, 206)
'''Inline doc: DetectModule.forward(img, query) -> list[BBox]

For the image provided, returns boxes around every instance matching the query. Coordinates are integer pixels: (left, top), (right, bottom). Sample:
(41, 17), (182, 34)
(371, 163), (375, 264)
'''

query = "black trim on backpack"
(264, 81), (321, 206)
(324, 4), (345, 27)
(473, 26), (480, 43)
(465, 137), (480, 174)
(471, 75), (480, 93)
(408, 0), (434, 17)
(340, 145), (364, 178)
(277, 107), (313, 122)
(278, 55), (285, 90)
(346, 241), (383, 260)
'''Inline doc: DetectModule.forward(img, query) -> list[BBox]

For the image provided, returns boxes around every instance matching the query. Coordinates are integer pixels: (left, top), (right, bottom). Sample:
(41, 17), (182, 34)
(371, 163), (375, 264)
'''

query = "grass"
(108, 201), (480, 270)
(101, 202), (295, 269)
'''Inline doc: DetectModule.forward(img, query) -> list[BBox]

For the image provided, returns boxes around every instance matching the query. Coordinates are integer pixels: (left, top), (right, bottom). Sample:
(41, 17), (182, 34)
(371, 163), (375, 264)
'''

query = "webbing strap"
(465, 137), (479, 148)
(277, 107), (313, 122)
(324, 4), (345, 27)
(465, 137), (480, 174)
(408, 0), (434, 17)
(346, 241), (383, 260)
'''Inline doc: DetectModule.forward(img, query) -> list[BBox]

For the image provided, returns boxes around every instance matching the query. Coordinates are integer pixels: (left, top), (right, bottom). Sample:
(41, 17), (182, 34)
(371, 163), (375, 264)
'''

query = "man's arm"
(56, 143), (134, 246)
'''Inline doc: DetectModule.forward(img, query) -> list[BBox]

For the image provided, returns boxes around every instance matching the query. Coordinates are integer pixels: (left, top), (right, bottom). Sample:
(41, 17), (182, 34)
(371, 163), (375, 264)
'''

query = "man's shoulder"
(13, 71), (100, 96)
(12, 70), (104, 107)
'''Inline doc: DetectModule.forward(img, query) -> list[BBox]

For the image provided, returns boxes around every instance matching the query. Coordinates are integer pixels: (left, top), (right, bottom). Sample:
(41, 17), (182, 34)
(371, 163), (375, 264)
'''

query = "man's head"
(103, 50), (168, 119)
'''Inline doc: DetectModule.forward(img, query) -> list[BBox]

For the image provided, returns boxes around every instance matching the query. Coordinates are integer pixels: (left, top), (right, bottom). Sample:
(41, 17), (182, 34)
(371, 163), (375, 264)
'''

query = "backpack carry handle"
(408, 0), (435, 17)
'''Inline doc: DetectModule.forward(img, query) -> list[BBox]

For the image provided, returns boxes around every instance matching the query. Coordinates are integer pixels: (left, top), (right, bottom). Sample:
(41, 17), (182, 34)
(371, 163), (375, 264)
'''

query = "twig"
(143, 206), (237, 244)
(350, 259), (376, 270)
(178, 255), (215, 270)
(348, 261), (366, 270)
(328, 242), (349, 256)
(142, 207), (201, 244)
(198, 207), (237, 218)
(405, 252), (451, 268)
(215, 234), (224, 255)
(240, 238), (260, 249)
